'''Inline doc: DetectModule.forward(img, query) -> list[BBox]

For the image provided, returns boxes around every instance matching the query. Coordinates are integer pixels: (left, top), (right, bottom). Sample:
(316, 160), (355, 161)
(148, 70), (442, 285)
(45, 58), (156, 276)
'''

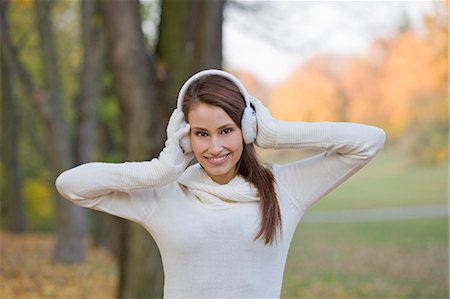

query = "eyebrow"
(191, 123), (236, 131)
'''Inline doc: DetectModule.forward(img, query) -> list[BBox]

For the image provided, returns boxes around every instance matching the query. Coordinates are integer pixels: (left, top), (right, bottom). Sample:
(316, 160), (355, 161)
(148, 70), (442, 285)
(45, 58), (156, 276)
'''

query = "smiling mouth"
(205, 153), (230, 165)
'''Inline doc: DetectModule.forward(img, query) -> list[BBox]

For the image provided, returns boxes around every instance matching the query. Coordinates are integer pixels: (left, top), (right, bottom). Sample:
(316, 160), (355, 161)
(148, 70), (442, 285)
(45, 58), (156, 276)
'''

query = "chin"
(206, 167), (230, 176)
(200, 161), (237, 184)
(202, 163), (231, 175)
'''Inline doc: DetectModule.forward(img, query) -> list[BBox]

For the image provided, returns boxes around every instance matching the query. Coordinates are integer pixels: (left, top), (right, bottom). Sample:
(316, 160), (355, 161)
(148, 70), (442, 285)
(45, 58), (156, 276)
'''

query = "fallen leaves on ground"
(0, 230), (117, 299)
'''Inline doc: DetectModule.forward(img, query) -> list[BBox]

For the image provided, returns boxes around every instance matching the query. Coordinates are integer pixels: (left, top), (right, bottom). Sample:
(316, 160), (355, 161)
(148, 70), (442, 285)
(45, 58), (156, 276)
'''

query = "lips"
(205, 153), (230, 165)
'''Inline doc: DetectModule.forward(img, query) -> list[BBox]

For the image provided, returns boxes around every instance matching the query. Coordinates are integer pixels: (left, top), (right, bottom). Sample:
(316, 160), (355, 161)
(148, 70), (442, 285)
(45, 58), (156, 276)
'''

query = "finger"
(179, 123), (191, 137)
(174, 124), (190, 141)
(168, 111), (185, 133)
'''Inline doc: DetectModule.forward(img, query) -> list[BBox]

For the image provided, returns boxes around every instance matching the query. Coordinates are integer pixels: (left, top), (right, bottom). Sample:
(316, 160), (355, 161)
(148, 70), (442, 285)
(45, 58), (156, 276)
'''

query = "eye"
(221, 128), (233, 134)
(195, 131), (208, 137)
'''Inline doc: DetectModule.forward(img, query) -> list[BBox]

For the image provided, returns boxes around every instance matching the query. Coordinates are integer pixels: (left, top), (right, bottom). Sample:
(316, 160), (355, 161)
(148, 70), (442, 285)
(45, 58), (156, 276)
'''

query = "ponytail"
(238, 144), (282, 245)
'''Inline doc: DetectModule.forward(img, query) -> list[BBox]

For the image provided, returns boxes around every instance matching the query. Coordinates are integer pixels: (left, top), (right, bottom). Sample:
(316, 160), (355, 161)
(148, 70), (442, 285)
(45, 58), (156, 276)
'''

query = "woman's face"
(187, 103), (244, 185)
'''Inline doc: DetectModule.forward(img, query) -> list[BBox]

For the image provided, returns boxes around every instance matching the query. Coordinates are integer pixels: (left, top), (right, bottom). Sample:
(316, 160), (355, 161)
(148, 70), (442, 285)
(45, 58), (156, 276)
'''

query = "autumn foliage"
(0, 231), (117, 298)
(265, 3), (448, 163)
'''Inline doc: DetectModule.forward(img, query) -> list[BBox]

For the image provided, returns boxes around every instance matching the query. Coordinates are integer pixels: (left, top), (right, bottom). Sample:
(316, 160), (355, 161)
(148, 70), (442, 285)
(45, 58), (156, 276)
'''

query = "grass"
(258, 147), (449, 298)
(259, 147), (448, 210)
(282, 217), (449, 298)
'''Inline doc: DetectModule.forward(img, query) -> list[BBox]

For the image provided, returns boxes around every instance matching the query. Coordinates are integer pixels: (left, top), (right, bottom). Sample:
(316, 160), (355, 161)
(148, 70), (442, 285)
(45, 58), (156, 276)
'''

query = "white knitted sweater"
(56, 121), (386, 299)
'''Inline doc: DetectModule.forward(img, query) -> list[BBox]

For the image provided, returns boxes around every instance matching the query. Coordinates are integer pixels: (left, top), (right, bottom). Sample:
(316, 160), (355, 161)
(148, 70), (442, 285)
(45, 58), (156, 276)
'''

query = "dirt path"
(302, 204), (449, 223)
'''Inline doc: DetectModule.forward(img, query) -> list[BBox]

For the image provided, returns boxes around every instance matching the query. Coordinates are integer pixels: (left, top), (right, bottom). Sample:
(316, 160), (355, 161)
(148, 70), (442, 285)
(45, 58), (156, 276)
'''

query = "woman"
(56, 69), (386, 298)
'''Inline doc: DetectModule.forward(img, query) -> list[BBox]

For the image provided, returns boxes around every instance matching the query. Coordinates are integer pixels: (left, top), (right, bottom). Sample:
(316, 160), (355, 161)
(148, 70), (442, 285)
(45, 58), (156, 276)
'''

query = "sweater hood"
(177, 163), (259, 210)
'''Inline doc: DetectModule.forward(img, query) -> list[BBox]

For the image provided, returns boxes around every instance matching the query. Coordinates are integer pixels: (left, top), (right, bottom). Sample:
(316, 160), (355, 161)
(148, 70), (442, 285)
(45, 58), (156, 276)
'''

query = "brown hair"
(182, 75), (282, 245)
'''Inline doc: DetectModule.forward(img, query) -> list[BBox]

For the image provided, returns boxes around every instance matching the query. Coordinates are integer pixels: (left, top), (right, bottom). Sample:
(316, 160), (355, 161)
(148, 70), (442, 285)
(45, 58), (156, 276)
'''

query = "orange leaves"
(340, 56), (382, 124)
(0, 231), (117, 299)
(236, 5), (447, 163)
(380, 33), (429, 134)
(271, 56), (342, 122)
(268, 6), (447, 143)
(15, 0), (32, 7)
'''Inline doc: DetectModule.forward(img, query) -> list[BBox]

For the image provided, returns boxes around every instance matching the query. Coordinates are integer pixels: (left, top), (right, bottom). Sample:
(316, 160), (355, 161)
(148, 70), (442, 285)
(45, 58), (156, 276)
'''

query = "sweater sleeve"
(273, 121), (386, 212)
(55, 158), (181, 223)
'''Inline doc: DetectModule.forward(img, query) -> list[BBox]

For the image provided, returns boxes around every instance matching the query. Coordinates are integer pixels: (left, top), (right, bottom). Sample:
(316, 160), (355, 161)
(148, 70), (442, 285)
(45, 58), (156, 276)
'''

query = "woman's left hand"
(250, 96), (277, 149)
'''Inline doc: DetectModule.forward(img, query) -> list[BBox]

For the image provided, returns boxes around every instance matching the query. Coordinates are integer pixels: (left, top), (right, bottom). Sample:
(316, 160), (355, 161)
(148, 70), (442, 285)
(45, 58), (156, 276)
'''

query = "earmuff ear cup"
(241, 106), (257, 144)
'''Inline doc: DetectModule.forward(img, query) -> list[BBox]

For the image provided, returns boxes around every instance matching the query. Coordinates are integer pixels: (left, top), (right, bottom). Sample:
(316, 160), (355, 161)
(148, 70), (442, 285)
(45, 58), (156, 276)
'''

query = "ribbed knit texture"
(250, 96), (277, 148)
(257, 119), (277, 148)
(55, 121), (386, 299)
(178, 163), (259, 209)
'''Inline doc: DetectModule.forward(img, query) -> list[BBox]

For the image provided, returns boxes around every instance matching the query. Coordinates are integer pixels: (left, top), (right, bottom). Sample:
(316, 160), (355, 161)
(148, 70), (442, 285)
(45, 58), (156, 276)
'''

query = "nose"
(208, 136), (223, 155)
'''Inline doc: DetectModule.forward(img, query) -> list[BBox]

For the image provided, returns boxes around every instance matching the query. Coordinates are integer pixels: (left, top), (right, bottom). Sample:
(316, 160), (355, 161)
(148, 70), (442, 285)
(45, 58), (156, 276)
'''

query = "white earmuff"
(176, 69), (258, 153)
(179, 129), (192, 153)
(241, 105), (257, 144)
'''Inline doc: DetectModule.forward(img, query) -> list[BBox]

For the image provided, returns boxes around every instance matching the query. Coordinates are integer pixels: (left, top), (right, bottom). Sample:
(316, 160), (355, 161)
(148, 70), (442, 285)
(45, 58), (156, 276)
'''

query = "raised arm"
(55, 110), (193, 223)
(251, 97), (386, 212)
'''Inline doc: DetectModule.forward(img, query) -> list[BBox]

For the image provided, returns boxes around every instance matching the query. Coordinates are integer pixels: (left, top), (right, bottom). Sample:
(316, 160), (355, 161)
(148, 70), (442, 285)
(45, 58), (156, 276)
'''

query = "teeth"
(208, 154), (228, 161)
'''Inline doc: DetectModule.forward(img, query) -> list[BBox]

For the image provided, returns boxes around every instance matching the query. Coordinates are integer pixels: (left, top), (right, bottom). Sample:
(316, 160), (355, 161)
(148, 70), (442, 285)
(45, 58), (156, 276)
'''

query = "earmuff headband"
(176, 69), (251, 112)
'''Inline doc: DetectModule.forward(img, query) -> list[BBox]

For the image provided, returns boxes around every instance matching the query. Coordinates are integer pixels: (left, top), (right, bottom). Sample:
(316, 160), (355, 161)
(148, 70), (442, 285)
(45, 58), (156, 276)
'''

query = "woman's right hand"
(159, 109), (194, 173)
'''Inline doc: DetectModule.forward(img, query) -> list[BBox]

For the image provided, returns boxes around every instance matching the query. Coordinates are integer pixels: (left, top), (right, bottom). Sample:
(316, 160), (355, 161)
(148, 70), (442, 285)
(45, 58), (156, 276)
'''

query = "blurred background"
(0, 0), (448, 298)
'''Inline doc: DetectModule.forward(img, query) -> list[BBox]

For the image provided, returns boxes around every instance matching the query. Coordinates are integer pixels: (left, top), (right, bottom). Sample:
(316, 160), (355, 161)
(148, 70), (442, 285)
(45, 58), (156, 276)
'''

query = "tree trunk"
(75, 0), (105, 165)
(33, 0), (87, 263)
(0, 44), (26, 233)
(74, 0), (118, 260)
(99, 0), (162, 298)
(0, 0), (27, 232)
(155, 0), (224, 138)
(74, 0), (112, 255)
(99, 0), (154, 159)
